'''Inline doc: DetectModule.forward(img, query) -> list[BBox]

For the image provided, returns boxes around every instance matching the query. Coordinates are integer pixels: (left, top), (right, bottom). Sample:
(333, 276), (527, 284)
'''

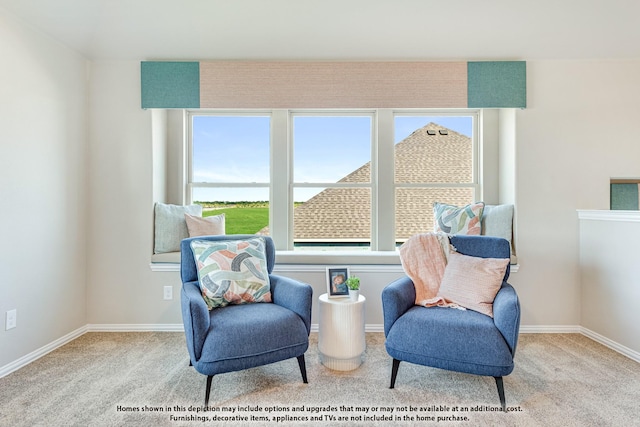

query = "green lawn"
(203, 207), (269, 234)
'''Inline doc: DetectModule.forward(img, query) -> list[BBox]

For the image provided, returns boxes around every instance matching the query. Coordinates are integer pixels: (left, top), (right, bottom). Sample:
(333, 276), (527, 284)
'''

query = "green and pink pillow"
(190, 238), (271, 310)
(433, 201), (485, 235)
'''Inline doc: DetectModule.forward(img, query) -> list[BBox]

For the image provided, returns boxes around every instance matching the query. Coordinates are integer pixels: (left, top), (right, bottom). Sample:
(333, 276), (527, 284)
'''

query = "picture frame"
(326, 266), (350, 298)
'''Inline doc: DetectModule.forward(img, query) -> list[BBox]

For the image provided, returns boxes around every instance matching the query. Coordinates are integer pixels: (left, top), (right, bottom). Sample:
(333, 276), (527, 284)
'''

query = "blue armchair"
(180, 235), (313, 405)
(382, 235), (520, 410)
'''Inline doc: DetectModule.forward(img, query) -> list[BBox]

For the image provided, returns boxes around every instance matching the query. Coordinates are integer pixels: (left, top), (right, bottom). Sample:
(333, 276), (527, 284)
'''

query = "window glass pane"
(192, 115), (270, 183)
(395, 116), (473, 184)
(395, 187), (474, 243)
(293, 187), (371, 250)
(192, 188), (269, 235)
(293, 116), (371, 183)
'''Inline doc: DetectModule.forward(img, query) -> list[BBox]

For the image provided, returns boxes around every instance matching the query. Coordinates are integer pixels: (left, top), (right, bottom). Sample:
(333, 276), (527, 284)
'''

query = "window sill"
(149, 262), (181, 272)
(151, 251), (181, 263)
(149, 250), (519, 273)
(149, 250), (401, 272)
(275, 250), (401, 265)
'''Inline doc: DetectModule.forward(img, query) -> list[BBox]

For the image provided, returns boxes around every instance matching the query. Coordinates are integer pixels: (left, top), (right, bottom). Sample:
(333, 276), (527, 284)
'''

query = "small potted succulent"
(346, 276), (360, 301)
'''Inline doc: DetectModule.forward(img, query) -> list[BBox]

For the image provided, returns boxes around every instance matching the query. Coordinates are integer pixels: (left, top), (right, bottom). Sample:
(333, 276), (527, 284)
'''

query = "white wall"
(86, 61), (181, 325)
(4, 17), (640, 370)
(0, 10), (88, 367)
(579, 212), (640, 355)
(512, 60), (640, 327)
(151, 109), (168, 205)
(82, 58), (640, 332)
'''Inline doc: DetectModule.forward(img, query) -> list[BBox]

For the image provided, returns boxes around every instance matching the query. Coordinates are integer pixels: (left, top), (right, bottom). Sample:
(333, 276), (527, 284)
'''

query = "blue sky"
(192, 114), (472, 202)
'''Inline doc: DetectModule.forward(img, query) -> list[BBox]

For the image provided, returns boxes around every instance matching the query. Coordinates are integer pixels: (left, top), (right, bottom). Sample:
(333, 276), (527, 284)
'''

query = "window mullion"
(271, 109), (289, 250)
(376, 109), (395, 251)
(186, 111), (195, 204)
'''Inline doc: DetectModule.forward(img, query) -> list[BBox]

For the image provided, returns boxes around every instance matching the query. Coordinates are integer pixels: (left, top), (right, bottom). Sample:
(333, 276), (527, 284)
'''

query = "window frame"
(186, 111), (272, 206)
(186, 108), (482, 259)
(391, 110), (481, 246)
(290, 110), (376, 250)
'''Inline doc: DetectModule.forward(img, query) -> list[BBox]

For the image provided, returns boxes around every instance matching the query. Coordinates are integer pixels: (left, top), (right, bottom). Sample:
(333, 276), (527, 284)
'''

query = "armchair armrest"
(270, 274), (313, 335)
(493, 282), (521, 355)
(181, 281), (210, 361)
(382, 276), (416, 337)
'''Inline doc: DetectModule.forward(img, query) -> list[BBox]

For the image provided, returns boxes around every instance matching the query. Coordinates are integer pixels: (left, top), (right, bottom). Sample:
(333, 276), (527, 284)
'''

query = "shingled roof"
(291, 122), (473, 243)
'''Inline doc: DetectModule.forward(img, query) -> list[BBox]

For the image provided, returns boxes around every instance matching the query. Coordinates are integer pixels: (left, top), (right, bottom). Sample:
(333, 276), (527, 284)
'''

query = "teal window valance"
(467, 61), (526, 108)
(141, 60), (526, 109)
(141, 61), (200, 109)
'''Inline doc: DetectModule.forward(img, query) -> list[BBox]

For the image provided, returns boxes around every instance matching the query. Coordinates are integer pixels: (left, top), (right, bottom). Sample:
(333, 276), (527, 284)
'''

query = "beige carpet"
(0, 332), (638, 427)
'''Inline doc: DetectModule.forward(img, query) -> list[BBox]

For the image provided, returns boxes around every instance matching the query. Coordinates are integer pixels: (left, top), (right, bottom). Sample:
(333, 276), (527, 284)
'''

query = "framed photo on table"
(326, 267), (350, 298)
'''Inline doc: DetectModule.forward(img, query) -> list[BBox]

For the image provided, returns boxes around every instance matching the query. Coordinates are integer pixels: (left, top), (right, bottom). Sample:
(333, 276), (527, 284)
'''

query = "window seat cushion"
(151, 251), (181, 263)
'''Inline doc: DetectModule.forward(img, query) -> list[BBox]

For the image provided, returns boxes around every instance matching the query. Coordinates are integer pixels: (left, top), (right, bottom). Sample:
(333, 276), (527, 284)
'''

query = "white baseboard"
(580, 327), (640, 363)
(3, 323), (637, 379)
(519, 324), (582, 333)
(310, 324), (383, 333)
(86, 323), (184, 332)
(0, 325), (88, 378)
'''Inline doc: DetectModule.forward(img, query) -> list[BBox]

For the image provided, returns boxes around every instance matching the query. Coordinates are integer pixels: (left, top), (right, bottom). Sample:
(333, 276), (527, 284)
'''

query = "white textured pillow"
(154, 203), (202, 254)
(185, 213), (225, 237)
(482, 204), (514, 247)
(437, 251), (509, 318)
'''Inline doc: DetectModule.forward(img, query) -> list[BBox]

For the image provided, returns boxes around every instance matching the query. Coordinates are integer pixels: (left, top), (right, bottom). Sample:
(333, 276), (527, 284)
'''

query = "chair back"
(449, 235), (511, 281)
(180, 234), (276, 284)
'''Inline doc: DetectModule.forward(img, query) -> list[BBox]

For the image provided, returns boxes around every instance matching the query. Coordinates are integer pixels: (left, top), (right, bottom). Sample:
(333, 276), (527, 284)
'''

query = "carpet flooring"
(0, 332), (638, 427)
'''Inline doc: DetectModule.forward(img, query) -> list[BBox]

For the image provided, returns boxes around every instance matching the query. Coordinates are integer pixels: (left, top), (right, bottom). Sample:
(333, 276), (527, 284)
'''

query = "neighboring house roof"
(290, 122), (473, 242)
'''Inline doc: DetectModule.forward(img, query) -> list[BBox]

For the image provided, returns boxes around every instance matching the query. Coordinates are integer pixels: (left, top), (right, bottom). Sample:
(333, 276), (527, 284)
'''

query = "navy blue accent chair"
(382, 235), (520, 410)
(180, 235), (313, 405)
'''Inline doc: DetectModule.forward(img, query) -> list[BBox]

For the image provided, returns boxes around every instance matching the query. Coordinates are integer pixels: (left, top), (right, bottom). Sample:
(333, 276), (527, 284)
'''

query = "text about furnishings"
(116, 403), (524, 424)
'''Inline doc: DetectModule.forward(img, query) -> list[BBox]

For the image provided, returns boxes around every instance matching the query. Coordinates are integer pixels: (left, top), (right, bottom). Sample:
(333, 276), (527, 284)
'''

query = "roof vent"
(439, 130), (448, 135)
(427, 130), (437, 135)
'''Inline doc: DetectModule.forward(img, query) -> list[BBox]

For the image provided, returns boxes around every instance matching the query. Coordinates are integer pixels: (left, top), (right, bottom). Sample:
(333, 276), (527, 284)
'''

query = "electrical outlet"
(6, 309), (17, 330)
(163, 286), (173, 300)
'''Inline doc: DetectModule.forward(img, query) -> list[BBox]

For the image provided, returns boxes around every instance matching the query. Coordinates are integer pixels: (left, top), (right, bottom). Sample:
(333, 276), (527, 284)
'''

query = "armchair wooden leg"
(204, 375), (214, 406)
(297, 355), (308, 384)
(390, 359), (401, 389)
(494, 376), (506, 411)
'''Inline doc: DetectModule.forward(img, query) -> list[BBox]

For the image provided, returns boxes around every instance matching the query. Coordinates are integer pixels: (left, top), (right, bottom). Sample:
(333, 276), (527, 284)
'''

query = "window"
(187, 110), (479, 252)
(189, 115), (271, 235)
(394, 114), (477, 243)
(293, 114), (373, 250)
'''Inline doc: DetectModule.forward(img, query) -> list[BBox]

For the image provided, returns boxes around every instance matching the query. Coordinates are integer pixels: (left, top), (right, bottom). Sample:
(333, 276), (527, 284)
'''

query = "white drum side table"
(318, 293), (366, 371)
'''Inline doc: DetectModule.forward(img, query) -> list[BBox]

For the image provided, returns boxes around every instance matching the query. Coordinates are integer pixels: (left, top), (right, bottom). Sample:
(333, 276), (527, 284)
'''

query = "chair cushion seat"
(195, 302), (309, 375)
(385, 306), (514, 377)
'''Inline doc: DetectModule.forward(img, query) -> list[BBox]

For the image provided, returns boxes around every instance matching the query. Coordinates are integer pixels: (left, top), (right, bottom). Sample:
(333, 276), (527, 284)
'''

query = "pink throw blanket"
(399, 233), (461, 309)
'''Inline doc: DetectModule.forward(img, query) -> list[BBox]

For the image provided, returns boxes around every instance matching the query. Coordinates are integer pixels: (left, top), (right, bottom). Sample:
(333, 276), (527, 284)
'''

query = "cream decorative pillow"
(185, 213), (225, 237)
(154, 203), (202, 253)
(436, 251), (509, 318)
(190, 238), (271, 310)
(433, 202), (485, 235)
(481, 204), (516, 262)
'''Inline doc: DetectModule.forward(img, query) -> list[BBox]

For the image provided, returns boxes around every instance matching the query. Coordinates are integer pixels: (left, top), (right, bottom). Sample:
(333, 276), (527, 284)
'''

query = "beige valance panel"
(140, 61), (526, 109)
(199, 61), (468, 109)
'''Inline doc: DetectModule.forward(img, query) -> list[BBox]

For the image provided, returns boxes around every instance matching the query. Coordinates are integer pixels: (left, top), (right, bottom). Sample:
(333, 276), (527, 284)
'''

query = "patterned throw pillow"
(433, 202), (485, 235)
(190, 238), (271, 310)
